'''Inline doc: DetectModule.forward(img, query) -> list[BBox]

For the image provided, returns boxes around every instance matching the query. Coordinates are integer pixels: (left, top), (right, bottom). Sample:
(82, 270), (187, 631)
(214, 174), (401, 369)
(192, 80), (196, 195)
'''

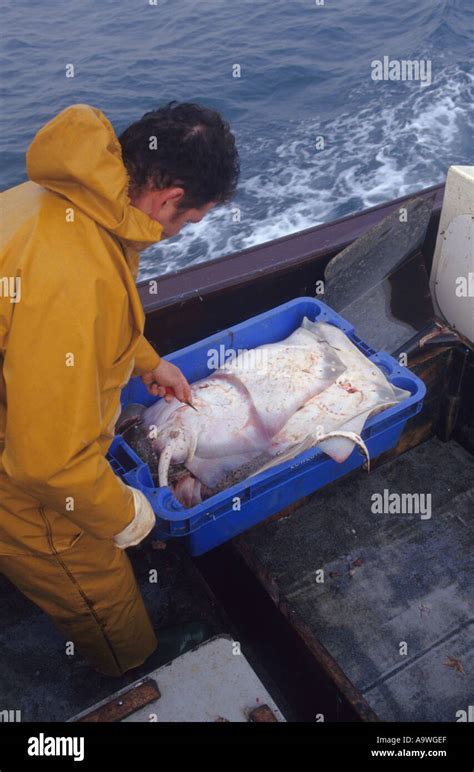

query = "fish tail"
(315, 430), (371, 471)
(158, 443), (174, 487)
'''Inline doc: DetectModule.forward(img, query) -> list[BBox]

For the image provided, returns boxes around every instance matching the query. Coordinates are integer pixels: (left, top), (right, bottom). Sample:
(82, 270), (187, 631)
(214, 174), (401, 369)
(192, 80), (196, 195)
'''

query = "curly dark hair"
(119, 101), (240, 211)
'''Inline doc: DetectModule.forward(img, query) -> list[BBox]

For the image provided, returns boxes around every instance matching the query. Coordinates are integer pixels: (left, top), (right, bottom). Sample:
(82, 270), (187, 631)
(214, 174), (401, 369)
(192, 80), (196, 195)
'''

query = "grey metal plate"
(235, 438), (474, 721)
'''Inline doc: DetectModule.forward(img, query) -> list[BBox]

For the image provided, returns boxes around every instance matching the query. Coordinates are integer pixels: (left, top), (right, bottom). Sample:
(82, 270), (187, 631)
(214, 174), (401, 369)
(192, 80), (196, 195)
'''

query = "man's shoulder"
(0, 181), (45, 249)
(2, 184), (123, 278)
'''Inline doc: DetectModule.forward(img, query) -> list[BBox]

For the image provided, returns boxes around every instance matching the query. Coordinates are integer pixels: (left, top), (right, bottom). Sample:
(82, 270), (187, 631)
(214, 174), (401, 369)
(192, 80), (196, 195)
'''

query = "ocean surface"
(1, 0), (473, 281)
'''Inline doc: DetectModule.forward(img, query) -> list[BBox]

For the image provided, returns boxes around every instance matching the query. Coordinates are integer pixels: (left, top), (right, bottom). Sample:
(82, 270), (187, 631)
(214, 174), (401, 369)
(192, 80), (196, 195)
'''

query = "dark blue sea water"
(1, 0), (473, 280)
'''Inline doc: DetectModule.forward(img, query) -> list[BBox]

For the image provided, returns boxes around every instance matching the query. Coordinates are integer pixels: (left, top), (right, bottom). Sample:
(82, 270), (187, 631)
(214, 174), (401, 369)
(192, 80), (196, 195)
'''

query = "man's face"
(130, 184), (216, 238)
(158, 199), (216, 238)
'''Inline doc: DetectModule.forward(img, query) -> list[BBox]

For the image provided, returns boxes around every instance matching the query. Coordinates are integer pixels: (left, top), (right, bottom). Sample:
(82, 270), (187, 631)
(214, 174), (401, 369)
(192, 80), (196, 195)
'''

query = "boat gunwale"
(137, 182), (445, 314)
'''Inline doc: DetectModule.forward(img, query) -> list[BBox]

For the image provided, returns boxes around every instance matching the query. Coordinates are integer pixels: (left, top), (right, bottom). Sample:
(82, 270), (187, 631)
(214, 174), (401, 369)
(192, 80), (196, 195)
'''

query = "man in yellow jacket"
(0, 103), (239, 676)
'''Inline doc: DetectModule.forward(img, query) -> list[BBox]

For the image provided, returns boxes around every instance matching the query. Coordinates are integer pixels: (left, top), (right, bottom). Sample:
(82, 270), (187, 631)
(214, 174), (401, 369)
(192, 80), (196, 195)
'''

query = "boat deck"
(0, 517), (299, 721)
(231, 435), (473, 721)
(0, 538), (218, 719)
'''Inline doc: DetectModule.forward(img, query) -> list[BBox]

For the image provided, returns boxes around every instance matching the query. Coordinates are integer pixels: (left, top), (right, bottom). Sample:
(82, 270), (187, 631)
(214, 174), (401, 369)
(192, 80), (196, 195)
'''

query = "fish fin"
(186, 428), (199, 464)
(248, 427), (371, 480)
(302, 319), (411, 404)
(301, 316), (324, 337)
(391, 384), (412, 401)
(303, 319), (375, 372)
(247, 434), (317, 479)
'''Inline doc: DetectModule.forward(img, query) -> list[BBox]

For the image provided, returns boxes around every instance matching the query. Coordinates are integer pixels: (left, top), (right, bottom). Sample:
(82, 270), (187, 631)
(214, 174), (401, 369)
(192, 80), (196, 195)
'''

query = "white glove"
(114, 486), (156, 549)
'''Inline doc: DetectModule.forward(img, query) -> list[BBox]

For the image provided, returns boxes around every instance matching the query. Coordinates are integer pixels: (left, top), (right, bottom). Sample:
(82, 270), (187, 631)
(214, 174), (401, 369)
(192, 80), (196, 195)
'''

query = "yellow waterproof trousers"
(0, 531), (158, 677)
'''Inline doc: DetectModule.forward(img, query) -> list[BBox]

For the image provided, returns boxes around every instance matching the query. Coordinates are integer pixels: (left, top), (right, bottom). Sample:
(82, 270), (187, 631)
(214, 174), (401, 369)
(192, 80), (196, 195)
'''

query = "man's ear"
(166, 186), (185, 206)
(150, 184), (185, 203)
(145, 185), (184, 214)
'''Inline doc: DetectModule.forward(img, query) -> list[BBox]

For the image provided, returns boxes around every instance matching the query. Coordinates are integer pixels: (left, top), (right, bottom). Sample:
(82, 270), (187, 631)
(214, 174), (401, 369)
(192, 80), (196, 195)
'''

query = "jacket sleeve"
(132, 334), (161, 376)
(1, 270), (136, 541)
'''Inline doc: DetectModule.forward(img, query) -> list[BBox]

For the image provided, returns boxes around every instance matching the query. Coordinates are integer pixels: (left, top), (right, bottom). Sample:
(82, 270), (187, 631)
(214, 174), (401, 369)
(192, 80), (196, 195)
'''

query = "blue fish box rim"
(107, 297), (426, 555)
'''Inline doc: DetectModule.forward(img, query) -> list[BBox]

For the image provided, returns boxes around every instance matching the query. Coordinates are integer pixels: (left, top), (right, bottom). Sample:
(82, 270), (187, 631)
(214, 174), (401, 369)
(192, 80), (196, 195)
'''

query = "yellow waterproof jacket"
(0, 104), (164, 555)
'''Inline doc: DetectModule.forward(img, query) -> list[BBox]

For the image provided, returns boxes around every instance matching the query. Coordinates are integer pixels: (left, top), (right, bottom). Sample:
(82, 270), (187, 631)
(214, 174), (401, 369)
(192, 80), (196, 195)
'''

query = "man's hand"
(141, 359), (194, 405)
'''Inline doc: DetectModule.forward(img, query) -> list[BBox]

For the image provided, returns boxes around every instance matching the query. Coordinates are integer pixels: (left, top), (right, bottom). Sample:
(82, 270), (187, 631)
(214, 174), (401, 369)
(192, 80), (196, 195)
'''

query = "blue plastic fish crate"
(107, 297), (426, 556)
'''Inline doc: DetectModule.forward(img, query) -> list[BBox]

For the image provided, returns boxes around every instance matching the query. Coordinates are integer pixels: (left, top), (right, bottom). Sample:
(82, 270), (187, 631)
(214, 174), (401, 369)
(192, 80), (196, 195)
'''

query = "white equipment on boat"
(430, 165), (474, 343)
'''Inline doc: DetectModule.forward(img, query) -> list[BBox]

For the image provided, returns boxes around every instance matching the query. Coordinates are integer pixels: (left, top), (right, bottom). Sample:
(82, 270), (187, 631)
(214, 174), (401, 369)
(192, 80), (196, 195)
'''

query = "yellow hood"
(26, 103), (164, 250)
